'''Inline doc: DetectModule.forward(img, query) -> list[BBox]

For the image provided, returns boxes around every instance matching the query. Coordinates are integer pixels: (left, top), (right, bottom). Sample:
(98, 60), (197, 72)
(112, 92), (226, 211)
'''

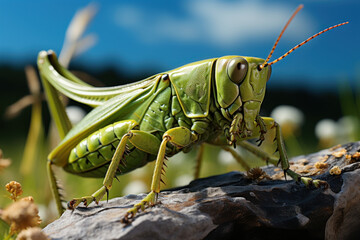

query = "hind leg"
(68, 121), (160, 209)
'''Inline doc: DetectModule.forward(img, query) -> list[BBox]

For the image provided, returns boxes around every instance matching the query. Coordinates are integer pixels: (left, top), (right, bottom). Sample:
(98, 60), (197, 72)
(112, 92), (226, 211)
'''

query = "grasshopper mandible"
(37, 5), (347, 222)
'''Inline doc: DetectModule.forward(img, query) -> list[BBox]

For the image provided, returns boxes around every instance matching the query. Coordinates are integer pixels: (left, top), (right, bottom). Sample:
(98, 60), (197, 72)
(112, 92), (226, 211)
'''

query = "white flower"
(270, 105), (304, 138)
(270, 105), (304, 127)
(315, 119), (337, 140)
(337, 116), (359, 141)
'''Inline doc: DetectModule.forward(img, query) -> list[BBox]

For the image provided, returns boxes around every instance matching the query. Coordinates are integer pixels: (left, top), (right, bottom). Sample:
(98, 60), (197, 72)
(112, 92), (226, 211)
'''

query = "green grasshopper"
(37, 5), (347, 222)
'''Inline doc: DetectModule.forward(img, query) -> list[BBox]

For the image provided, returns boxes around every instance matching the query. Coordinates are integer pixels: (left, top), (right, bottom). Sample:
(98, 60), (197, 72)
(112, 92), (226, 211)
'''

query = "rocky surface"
(43, 142), (360, 240)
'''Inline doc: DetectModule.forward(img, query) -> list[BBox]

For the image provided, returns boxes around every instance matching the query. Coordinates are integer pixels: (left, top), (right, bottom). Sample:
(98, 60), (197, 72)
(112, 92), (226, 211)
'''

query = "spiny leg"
(122, 136), (169, 223)
(68, 133), (131, 209)
(238, 117), (327, 188)
(122, 126), (195, 223)
(271, 120), (327, 188)
(255, 115), (267, 146)
(47, 161), (65, 216)
(229, 112), (243, 145)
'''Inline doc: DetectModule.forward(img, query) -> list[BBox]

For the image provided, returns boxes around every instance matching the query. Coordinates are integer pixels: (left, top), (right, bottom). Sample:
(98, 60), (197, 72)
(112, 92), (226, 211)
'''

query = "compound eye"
(266, 65), (272, 82)
(227, 57), (248, 85)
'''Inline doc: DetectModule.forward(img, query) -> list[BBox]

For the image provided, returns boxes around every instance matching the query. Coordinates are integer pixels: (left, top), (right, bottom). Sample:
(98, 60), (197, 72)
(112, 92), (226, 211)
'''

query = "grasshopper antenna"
(260, 4), (304, 69)
(259, 4), (348, 70)
(264, 21), (348, 68)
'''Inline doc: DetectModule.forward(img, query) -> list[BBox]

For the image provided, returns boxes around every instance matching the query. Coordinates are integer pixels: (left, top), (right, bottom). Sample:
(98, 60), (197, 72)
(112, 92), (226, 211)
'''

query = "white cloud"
(115, 5), (144, 28)
(114, 0), (315, 47)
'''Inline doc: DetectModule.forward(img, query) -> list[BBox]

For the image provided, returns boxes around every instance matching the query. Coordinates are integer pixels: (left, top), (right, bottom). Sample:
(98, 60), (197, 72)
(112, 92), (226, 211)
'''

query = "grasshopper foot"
(121, 191), (158, 224)
(285, 169), (329, 189)
(300, 177), (329, 189)
(68, 185), (108, 210)
(68, 196), (96, 210)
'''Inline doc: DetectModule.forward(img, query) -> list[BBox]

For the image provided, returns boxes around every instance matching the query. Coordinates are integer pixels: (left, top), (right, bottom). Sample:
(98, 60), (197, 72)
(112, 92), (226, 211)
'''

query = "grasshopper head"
(214, 56), (271, 121)
(214, 4), (347, 127)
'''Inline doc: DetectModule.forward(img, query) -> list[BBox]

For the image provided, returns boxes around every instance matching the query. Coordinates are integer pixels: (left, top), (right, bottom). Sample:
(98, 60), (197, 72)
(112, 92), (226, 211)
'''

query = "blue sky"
(0, 0), (359, 90)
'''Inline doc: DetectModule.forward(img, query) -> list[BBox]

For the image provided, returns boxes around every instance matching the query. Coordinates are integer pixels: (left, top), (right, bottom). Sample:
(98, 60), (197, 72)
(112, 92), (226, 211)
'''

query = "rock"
(43, 142), (360, 240)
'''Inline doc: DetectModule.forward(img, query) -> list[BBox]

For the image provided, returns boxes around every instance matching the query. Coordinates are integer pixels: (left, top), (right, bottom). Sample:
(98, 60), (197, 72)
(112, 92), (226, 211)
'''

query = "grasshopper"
(37, 5), (347, 222)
